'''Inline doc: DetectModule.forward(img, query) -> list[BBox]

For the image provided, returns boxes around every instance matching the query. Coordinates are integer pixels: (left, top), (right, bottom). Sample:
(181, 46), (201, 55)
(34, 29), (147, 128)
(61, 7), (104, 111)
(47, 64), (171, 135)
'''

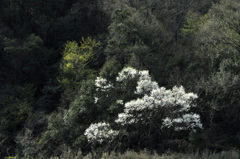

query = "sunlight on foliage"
(58, 37), (102, 88)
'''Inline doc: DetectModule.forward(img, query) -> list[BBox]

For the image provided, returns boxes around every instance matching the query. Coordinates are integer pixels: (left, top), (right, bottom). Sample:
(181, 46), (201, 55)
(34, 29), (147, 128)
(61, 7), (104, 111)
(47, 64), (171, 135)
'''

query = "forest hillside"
(0, 0), (240, 158)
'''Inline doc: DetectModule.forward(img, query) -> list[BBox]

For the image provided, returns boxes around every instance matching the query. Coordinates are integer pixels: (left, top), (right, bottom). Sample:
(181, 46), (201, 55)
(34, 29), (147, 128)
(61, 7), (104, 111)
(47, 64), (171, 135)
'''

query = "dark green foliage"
(181, 0), (240, 150)
(99, 59), (121, 81)
(36, 80), (97, 157)
(0, 84), (34, 157)
(2, 34), (51, 86)
(1, 0), (240, 158)
(36, 79), (61, 112)
(196, 71), (240, 149)
(106, 7), (171, 68)
(105, 6), (174, 84)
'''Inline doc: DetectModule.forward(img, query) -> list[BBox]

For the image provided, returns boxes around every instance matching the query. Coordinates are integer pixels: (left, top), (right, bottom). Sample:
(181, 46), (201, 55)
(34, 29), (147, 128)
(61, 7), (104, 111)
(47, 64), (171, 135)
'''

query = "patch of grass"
(50, 149), (239, 159)
(100, 150), (239, 159)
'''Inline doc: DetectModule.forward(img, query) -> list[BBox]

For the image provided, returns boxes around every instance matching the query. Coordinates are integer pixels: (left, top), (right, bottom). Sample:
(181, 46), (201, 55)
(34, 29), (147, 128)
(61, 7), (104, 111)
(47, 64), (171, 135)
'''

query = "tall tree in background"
(180, 0), (240, 149)
(105, 5), (172, 83)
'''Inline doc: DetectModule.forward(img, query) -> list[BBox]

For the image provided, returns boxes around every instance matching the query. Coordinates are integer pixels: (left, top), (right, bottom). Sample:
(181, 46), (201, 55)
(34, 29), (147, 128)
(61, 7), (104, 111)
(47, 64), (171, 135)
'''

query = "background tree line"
(1, 0), (240, 158)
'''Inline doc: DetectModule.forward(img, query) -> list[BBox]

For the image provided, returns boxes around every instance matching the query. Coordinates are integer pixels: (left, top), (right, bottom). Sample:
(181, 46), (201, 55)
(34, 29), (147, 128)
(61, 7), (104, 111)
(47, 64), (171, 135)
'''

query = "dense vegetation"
(1, 0), (240, 158)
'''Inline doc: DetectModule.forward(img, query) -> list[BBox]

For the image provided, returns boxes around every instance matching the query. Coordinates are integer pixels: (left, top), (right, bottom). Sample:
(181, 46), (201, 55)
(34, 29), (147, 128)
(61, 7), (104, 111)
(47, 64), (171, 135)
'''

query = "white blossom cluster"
(116, 67), (158, 95)
(150, 86), (198, 111)
(115, 95), (155, 125)
(95, 77), (114, 91)
(84, 122), (119, 144)
(116, 99), (124, 105)
(138, 70), (151, 80)
(89, 67), (202, 147)
(94, 97), (99, 104)
(162, 113), (202, 131)
(135, 80), (159, 95)
(115, 68), (202, 131)
(115, 113), (136, 125)
(116, 67), (138, 82)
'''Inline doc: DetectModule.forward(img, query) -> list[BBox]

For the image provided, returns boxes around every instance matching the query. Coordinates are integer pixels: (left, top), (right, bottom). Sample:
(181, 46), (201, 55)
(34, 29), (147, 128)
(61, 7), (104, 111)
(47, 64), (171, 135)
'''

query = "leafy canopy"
(58, 37), (102, 88)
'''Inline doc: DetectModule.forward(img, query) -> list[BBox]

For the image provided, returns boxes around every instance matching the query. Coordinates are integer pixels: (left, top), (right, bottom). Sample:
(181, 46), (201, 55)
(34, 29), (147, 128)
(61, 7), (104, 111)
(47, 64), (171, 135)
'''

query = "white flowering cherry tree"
(115, 67), (202, 131)
(84, 122), (119, 145)
(84, 67), (202, 149)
